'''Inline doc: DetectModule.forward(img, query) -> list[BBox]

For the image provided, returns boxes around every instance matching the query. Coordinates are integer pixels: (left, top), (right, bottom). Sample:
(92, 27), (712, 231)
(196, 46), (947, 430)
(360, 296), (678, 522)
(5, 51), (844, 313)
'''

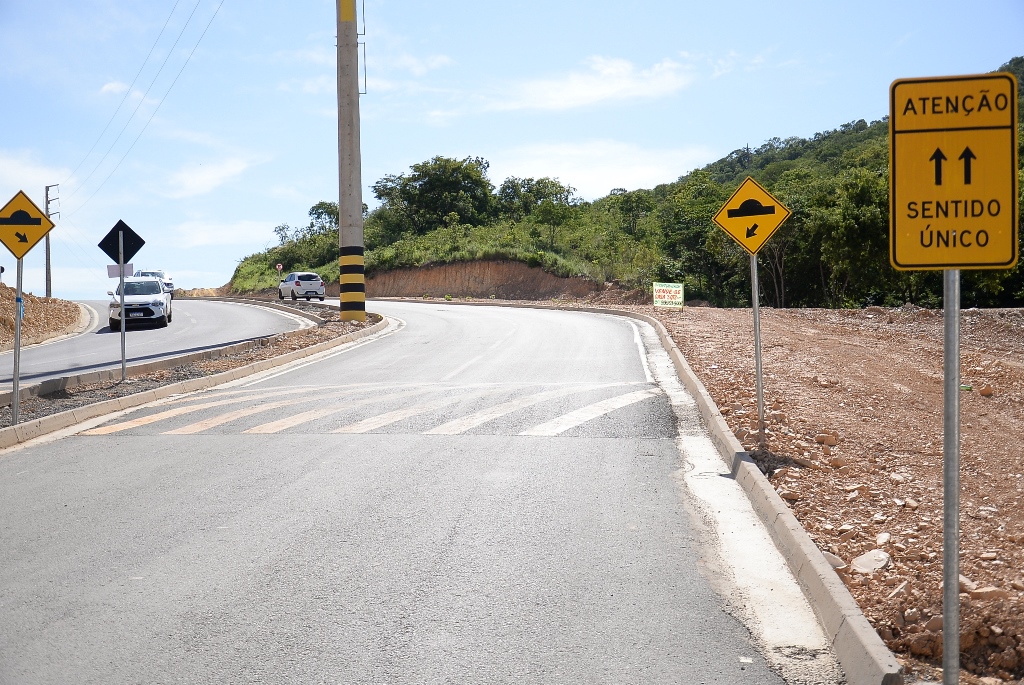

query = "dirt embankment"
(0, 284), (81, 348)
(213, 260), (607, 301)
(366, 260), (602, 300)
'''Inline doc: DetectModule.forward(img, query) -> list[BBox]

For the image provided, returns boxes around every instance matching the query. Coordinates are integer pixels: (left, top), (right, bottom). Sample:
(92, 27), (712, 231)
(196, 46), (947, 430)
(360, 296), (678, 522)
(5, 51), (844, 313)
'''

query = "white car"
(108, 277), (173, 331)
(278, 272), (326, 301)
(134, 269), (174, 298)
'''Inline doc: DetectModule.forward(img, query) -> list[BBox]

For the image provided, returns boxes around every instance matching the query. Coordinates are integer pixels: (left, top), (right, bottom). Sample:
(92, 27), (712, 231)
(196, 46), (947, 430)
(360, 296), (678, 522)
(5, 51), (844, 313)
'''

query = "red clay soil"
(366, 260), (601, 300)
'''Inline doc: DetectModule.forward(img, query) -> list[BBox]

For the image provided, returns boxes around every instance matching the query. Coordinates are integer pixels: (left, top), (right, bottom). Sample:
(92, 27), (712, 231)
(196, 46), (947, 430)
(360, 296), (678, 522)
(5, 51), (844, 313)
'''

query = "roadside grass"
(229, 218), (661, 294)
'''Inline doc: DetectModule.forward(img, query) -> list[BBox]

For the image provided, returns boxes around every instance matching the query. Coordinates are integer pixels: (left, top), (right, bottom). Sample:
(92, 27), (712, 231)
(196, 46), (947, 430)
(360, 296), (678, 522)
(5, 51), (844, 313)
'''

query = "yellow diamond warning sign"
(0, 190), (55, 260)
(712, 177), (791, 255)
(889, 73), (1018, 270)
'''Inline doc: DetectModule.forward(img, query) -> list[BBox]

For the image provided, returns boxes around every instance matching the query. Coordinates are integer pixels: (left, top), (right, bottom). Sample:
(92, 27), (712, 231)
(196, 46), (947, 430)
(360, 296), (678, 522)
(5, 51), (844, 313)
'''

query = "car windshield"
(140, 271), (164, 279)
(119, 281), (162, 296)
(297, 274), (320, 281)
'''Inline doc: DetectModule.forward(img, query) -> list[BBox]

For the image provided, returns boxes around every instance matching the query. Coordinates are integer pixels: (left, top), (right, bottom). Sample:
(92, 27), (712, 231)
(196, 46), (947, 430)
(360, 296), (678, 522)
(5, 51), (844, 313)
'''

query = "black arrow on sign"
(14, 232), (28, 243)
(930, 148), (947, 186)
(959, 147), (976, 185)
(746, 223), (759, 239)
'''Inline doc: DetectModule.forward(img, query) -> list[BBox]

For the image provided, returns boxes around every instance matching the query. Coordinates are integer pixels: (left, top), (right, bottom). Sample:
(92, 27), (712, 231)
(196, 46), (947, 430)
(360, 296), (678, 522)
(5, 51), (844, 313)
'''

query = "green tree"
(496, 177), (575, 221)
(370, 156), (495, 235)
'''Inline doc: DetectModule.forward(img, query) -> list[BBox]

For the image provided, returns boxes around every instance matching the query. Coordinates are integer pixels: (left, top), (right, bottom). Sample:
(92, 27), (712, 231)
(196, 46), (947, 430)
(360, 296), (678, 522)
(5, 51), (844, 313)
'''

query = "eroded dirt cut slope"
(365, 260), (601, 300)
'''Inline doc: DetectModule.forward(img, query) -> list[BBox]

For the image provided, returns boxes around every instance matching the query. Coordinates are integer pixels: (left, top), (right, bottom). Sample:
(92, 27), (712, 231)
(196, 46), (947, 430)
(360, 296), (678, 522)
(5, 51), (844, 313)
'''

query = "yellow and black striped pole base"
(339, 246), (366, 321)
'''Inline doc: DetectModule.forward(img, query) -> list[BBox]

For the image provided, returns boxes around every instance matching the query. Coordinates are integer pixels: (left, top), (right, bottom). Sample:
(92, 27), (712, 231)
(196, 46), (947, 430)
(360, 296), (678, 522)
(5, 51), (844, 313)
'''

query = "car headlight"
(151, 300), (165, 307)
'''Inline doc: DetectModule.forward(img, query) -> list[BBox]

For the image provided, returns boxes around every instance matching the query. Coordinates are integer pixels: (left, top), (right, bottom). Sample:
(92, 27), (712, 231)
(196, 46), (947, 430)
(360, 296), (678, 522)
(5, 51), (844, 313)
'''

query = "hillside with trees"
(230, 57), (1024, 308)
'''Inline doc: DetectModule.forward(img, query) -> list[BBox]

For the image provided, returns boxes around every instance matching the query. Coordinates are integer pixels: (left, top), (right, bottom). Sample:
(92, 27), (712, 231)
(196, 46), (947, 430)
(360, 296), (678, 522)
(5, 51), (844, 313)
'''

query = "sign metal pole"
(750, 253), (765, 450)
(942, 269), (961, 685)
(11, 259), (23, 425)
(119, 230), (126, 381)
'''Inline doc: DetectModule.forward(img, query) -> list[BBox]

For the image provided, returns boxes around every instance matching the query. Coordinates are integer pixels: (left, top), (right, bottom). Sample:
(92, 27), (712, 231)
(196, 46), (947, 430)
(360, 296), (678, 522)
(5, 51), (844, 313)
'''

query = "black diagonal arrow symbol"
(930, 148), (947, 186)
(959, 147), (976, 185)
(745, 223), (759, 239)
(14, 232), (28, 243)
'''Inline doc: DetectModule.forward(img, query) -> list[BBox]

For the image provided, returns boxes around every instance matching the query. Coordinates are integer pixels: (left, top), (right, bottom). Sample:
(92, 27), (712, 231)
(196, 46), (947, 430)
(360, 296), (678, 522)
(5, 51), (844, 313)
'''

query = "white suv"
(279, 272), (326, 301)
(134, 269), (174, 298)
(109, 277), (173, 330)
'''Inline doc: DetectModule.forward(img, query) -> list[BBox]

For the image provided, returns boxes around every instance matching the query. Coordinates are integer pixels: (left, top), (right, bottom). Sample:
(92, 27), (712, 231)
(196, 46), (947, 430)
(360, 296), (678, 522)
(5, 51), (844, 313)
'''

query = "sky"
(1, 0), (1022, 299)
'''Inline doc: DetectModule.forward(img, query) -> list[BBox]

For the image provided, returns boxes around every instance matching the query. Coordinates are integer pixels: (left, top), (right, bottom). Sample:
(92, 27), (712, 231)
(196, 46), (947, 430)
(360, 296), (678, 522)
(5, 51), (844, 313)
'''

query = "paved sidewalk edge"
(372, 297), (903, 685)
(0, 316), (388, 451)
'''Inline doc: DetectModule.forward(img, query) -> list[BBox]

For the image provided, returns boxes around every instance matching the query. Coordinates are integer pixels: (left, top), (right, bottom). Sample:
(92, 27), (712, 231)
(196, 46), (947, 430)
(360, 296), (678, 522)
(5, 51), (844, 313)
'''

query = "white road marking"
(80, 387), (320, 435)
(440, 354), (483, 381)
(424, 383), (631, 435)
(518, 388), (662, 436)
(331, 388), (500, 434)
(242, 386), (434, 434)
(232, 315), (404, 388)
(628, 320), (654, 383)
(162, 398), (317, 434)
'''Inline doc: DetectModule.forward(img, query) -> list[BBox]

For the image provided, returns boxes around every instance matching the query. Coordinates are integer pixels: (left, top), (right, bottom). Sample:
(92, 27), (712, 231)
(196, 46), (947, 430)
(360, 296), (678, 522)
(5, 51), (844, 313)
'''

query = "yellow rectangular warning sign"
(889, 73), (1018, 270)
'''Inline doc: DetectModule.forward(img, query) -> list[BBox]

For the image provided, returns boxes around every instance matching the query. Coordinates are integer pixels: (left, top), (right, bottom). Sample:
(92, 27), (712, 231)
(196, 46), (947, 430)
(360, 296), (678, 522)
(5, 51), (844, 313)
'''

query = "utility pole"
(337, 0), (365, 321)
(44, 184), (58, 298)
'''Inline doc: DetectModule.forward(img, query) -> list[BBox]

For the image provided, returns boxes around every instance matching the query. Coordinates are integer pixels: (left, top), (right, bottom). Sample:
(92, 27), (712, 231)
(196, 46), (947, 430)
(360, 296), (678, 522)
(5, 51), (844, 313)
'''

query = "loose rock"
(970, 586), (1010, 601)
(851, 549), (891, 574)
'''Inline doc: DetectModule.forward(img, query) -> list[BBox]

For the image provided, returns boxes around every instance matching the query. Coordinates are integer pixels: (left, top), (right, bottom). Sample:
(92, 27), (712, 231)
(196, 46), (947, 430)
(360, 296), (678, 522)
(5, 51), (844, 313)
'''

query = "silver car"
(134, 269), (174, 298)
(108, 277), (173, 331)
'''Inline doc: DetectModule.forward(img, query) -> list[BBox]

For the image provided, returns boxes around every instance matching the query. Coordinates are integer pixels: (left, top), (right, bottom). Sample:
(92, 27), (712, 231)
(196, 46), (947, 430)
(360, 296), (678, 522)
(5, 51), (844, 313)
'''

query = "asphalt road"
(0, 301), (837, 683)
(0, 299), (307, 392)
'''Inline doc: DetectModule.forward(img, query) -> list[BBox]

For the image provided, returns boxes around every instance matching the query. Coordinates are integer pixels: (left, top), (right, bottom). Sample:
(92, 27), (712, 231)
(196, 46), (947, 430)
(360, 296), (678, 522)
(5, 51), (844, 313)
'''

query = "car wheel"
(278, 290), (284, 300)
(291, 291), (298, 300)
(158, 315), (168, 328)
(109, 318), (120, 332)
(167, 311), (172, 323)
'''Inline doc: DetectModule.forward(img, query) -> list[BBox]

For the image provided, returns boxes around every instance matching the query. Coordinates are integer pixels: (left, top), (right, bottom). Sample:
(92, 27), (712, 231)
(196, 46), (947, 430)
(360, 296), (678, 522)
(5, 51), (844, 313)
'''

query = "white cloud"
(0, 150), (70, 201)
(272, 46), (335, 67)
(490, 140), (716, 199)
(389, 53), (454, 76)
(170, 219), (275, 248)
(164, 159), (252, 199)
(488, 56), (695, 112)
(100, 80), (129, 94)
(278, 75), (335, 95)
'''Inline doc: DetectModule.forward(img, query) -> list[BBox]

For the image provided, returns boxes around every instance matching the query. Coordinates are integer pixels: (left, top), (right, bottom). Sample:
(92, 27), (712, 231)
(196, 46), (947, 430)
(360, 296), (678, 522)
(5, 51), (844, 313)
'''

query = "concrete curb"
(372, 297), (903, 685)
(178, 296), (326, 326)
(0, 316), (388, 451)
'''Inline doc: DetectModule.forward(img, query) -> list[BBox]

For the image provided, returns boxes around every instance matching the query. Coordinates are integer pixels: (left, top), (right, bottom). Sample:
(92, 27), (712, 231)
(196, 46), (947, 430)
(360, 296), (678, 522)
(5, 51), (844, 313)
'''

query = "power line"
(65, 0), (205, 203)
(67, 0), (227, 217)
(62, 0), (186, 186)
